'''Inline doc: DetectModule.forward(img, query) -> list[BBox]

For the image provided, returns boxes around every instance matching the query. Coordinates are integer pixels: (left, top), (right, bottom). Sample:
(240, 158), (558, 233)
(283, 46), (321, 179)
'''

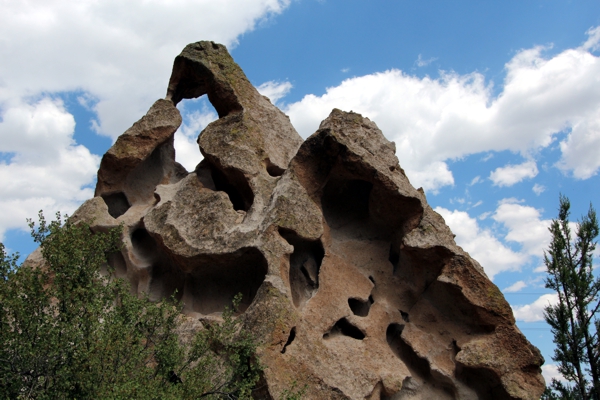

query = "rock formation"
(69, 41), (545, 399)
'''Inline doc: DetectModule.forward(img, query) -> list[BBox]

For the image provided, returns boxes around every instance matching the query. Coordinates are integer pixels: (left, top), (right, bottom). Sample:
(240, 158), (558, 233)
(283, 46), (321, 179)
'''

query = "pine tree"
(543, 195), (600, 400)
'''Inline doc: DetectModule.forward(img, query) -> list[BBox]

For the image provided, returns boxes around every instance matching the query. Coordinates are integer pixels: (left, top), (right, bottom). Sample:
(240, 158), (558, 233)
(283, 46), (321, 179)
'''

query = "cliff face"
(72, 41), (545, 399)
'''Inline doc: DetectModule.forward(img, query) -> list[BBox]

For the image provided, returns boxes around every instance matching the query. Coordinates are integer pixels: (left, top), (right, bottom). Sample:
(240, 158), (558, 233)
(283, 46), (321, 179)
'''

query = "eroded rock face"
(69, 41), (545, 399)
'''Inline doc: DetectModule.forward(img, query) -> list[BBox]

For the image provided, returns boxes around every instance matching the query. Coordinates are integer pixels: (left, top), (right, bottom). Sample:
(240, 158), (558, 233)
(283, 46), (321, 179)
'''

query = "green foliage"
(544, 196), (600, 400)
(0, 212), (262, 399)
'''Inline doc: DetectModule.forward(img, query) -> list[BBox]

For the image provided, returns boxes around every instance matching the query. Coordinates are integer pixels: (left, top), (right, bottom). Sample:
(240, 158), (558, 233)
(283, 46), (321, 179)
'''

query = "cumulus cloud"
(557, 111), (600, 179)
(504, 280), (527, 293)
(489, 161), (538, 187)
(256, 80), (293, 105)
(512, 293), (558, 322)
(435, 207), (526, 279)
(542, 364), (566, 384)
(435, 199), (551, 279)
(285, 27), (600, 191)
(0, 99), (98, 239)
(0, 0), (291, 139)
(0, 0), (291, 237)
(492, 199), (551, 258)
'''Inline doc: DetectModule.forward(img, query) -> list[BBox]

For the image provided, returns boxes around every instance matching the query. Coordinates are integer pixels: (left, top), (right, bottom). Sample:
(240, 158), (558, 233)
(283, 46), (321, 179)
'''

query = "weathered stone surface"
(61, 41), (544, 399)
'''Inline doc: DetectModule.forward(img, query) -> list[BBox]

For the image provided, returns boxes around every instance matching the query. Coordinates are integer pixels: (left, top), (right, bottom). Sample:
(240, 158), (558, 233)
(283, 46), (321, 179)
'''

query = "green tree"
(543, 195), (600, 400)
(0, 212), (261, 399)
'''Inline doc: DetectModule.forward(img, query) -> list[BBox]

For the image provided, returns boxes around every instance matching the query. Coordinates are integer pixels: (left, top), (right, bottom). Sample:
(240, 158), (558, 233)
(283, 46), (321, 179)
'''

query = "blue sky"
(1, 0), (599, 383)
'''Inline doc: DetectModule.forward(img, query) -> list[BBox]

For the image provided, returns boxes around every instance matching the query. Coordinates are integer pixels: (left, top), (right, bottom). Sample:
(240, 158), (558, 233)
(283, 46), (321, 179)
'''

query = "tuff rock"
(67, 41), (545, 399)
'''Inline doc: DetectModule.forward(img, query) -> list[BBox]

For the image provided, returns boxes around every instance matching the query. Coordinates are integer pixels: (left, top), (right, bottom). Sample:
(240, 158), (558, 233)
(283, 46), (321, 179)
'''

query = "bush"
(0, 212), (261, 399)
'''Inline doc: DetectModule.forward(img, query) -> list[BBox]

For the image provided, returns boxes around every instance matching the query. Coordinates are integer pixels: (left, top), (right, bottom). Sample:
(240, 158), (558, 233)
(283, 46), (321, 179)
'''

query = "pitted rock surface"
(66, 41), (544, 399)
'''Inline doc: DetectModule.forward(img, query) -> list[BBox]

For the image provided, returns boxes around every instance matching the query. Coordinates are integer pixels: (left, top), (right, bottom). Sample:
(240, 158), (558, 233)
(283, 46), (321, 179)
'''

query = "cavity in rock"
(130, 227), (185, 301)
(322, 178), (372, 230)
(102, 192), (130, 218)
(348, 296), (374, 317)
(324, 318), (366, 340)
(183, 247), (268, 315)
(281, 327), (296, 354)
(210, 165), (253, 211)
(279, 228), (324, 309)
(264, 158), (285, 177)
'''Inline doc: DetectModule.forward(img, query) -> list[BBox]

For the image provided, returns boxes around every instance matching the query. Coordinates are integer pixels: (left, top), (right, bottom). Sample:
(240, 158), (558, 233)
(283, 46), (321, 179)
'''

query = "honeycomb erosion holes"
(64, 42), (545, 399)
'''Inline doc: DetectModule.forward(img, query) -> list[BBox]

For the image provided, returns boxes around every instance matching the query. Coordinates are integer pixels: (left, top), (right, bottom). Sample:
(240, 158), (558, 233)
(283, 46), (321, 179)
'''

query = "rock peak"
(69, 42), (545, 399)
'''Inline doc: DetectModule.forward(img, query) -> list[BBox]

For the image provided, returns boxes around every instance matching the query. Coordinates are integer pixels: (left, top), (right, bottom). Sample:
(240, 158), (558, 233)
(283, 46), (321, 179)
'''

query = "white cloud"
(469, 175), (482, 185)
(512, 293), (558, 322)
(489, 161), (538, 187)
(0, 0), (292, 237)
(583, 26), (600, 52)
(478, 211), (492, 220)
(492, 200), (551, 258)
(557, 110), (600, 179)
(256, 80), (293, 105)
(435, 199), (552, 280)
(0, 0), (291, 139)
(435, 207), (526, 279)
(542, 364), (566, 384)
(415, 54), (437, 67)
(534, 264), (547, 273)
(504, 280), (527, 293)
(532, 183), (546, 195)
(284, 27), (600, 191)
(0, 99), (98, 240)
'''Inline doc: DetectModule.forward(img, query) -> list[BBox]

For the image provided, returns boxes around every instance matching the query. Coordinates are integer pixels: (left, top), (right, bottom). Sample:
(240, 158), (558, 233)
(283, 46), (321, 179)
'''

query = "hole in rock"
(348, 296), (374, 317)
(210, 165), (254, 211)
(369, 276), (375, 284)
(130, 228), (185, 302)
(185, 247), (268, 315)
(102, 192), (131, 219)
(322, 178), (372, 229)
(456, 364), (510, 400)
(194, 159), (217, 190)
(173, 97), (218, 172)
(279, 228), (325, 308)
(400, 310), (410, 322)
(264, 158), (285, 177)
(281, 327), (296, 354)
(323, 318), (365, 340)
(167, 44), (243, 117)
(131, 228), (157, 261)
